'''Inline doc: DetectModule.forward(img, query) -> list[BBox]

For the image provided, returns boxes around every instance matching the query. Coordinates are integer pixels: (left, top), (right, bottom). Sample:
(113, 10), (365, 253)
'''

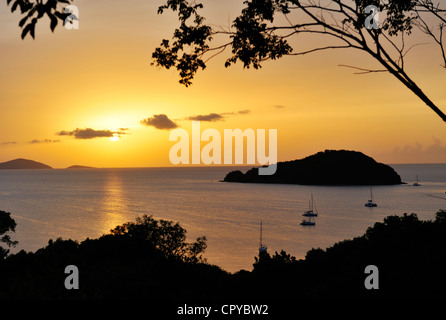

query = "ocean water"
(0, 164), (445, 272)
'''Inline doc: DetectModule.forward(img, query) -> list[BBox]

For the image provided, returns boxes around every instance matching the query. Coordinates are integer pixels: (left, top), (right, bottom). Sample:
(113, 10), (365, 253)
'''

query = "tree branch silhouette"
(6, 0), (446, 121)
(6, 0), (72, 39)
(150, 0), (446, 122)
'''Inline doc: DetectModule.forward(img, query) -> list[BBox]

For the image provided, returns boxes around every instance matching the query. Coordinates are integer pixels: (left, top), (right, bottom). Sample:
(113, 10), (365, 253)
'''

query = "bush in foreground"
(1, 211), (446, 299)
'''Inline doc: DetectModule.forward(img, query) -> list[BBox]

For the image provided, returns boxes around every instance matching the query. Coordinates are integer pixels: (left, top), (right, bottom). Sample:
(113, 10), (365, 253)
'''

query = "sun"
(110, 133), (119, 142)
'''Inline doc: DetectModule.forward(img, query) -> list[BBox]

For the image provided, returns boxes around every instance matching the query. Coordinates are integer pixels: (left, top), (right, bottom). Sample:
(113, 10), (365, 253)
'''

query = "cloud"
(141, 110), (251, 130)
(187, 113), (225, 122)
(185, 110), (251, 122)
(388, 137), (446, 163)
(57, 128), (128, 139)
(273, 105), (285, 109)
(29, 139), (60, 144)
(1, 141), (17, 145)
(220, 109), (251, 116)
(140, 114), (178, 130)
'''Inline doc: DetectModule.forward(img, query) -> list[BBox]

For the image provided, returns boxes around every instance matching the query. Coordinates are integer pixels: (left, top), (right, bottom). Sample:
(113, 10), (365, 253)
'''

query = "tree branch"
(338, 64), (389, 74)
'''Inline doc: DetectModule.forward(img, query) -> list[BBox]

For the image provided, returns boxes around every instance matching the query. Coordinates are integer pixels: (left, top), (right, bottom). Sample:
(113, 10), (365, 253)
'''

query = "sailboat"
(300, 216), (316, 226)
(259, 220), (267, 254)
(413, 175), (421, 186)
(365, 186), (377, 207)
(303, 193), (318, 217)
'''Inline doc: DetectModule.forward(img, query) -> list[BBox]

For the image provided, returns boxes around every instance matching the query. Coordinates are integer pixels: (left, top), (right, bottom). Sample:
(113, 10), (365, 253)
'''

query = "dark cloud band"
(187, 113), (224, 122)
(57, 128), (128, 139)
(140, 114), (178, 130)
(29, 139), (60, 144)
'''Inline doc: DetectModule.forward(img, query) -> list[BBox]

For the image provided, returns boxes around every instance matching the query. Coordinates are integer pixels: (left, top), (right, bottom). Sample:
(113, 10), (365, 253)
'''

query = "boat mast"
(312, 193), (317, 213)
(259, 220), (267, 253)
(260, 220), (263, 248)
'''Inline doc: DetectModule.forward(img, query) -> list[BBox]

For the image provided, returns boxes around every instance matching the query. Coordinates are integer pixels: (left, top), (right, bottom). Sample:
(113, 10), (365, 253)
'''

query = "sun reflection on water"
(100, 170), (128, 234)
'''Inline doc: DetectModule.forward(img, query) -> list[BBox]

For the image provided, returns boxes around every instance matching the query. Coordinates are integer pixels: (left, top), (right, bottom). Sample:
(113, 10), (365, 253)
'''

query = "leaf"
(11, 0), (20, 12)
(30, 22), (36, 39)
(50, 14), (58, 32)
(25, 6), (36, 18)
(47, 0), (57, 10)
(18, 16), (28, 28)
(37, 7), (45, 19)
(54, 11), (69, 21)
(21, 23), (31, 39)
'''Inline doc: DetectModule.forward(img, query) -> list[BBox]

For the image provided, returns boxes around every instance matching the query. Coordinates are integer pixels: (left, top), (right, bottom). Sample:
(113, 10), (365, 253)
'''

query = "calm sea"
(0, 164), (445, 272)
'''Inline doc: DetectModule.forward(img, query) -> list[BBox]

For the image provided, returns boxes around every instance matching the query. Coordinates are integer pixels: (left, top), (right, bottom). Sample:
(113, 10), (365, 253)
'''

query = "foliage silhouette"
(109, 214), (207, 264)
(1, 210), (446, 299)
(0, 214), (222, 299)
(150, 0), (446, 121)
(0, 211), (18, 260)
(6, 0), (72, 39)
(245, 210), (446, 299)
(6, 0), (446, 120)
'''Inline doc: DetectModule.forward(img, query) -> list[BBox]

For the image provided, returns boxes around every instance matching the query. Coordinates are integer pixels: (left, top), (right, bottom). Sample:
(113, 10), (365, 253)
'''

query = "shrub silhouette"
(0, 214), (222, 299)
(109, 214), (207, 263)
(1, 211), (446, 299)
(245, 211), (446, 299)
(0, 210), (17, 260)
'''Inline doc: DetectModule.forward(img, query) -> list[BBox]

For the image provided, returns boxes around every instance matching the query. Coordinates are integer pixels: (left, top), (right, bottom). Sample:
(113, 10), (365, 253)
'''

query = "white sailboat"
(259, 220), (267, 254)
(365, 186), (377, 207)
(303, 193), (318, 217)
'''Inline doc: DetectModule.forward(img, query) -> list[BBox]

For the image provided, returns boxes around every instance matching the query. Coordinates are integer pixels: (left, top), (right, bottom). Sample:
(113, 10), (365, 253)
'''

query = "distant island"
(66, 165), (95, 169)
(223, 150), (403, 185)
(0, 158), (52, 170)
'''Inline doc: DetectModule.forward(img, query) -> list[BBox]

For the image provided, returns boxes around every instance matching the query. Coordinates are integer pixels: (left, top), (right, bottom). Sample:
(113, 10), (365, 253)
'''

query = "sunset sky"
(1, 0), (445, 168)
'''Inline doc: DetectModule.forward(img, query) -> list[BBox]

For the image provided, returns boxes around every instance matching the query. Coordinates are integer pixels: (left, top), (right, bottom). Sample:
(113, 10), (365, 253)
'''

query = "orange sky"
(1, 0), (445, 168)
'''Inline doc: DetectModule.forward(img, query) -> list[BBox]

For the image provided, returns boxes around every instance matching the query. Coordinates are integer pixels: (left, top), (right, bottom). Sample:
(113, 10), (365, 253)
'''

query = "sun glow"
(110, 134), (119, 142)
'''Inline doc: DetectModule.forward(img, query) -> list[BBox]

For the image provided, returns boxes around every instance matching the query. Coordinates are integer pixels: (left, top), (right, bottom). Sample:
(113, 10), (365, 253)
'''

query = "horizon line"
(9, 162), (446, 170)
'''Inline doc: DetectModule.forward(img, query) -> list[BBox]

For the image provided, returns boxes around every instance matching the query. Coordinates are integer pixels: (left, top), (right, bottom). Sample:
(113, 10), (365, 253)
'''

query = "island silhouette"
(0, 158), (52, 170)
(66, 165), (95, 169)
(0, 159), (98, 170)
(223, 150), (403, 185)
